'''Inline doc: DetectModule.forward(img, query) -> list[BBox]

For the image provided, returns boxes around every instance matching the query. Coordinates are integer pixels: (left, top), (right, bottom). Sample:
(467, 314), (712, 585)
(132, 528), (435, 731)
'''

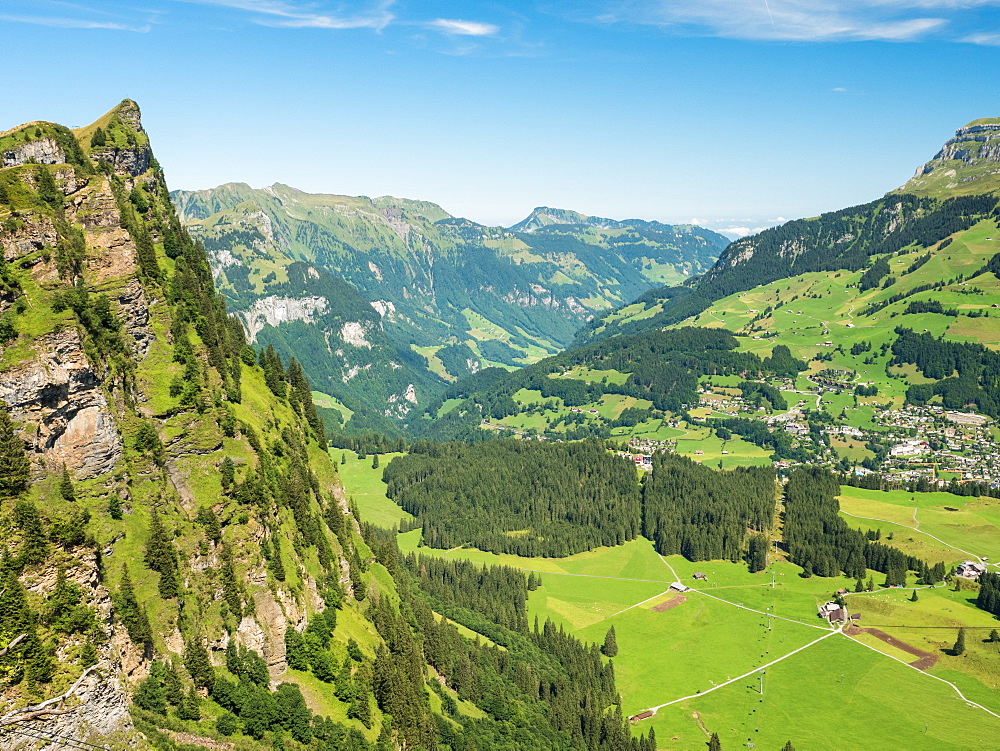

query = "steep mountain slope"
(170, 184), (726, 430)
(578, 117), (1000, 345)
(0, 103), (654, 751)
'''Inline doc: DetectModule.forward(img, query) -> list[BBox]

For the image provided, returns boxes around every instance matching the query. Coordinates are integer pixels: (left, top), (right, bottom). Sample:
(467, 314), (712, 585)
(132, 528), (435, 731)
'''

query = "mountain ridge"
(172, 182), (728, 433)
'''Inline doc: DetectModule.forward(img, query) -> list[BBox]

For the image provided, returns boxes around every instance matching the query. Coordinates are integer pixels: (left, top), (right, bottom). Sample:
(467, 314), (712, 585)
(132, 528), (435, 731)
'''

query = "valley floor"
(338, 453), (1000, 750)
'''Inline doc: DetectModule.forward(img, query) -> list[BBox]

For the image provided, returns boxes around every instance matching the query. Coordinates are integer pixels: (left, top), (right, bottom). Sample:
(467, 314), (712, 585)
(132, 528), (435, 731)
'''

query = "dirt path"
(845, 624), (937, 669)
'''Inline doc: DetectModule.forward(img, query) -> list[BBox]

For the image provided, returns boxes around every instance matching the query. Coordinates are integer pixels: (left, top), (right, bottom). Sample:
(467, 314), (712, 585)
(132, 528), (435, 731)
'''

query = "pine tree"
(708, 731), (722, 751)
(988, 628), (1000, 643)
(90, 127), (106, 147)
(176, 685), (201, 720)
(372, 454), (379, 470)
(269, 537), (286, 582)
(910, 590), (919, 602)
(133, 674), (167, 714)
(782, 742), (796, 751)
(952, 627), (966, 656)
(14, 499), (48, 565)
(108, 495), (123, 520)
(341, 452), (347, 465)
(145, 511), (179, 598)
(220, 457), (235, 492)
(115, 566), (152, 646)
(601, 626), (618, 657)
(58, 464), (75, 502)
(163, 661), (183, 705)
(0, 407), (30, 497)
(184, 637), (215, 689)
(866, 576), (874, 591)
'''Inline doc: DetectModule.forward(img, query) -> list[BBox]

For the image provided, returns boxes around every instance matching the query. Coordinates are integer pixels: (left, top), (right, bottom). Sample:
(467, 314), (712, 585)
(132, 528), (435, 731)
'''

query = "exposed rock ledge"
(237, 295), (328, 343)
(0, 327), (122, 479)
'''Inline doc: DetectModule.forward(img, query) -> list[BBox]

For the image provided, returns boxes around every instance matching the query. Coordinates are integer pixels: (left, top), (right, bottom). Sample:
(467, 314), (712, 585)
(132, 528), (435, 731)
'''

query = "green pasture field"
(334, 452), (412, 528)
(837, 486), (1000, 561)
(647, 633), (1000, 751)
(311, 389), (353, 420)
(556, 366), (631, 385)
(339, 450), (1000, 749)
(610, 419), (686, 441)
(673, 431), (772, 468)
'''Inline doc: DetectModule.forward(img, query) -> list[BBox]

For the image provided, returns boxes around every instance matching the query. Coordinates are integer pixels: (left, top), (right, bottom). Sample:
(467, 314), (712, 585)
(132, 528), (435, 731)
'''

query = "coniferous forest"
(383, 439), (642, 556)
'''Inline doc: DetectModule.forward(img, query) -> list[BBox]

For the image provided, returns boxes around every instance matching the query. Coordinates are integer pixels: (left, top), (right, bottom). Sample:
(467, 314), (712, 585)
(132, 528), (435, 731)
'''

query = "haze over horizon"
(4, 0), (1000, 235)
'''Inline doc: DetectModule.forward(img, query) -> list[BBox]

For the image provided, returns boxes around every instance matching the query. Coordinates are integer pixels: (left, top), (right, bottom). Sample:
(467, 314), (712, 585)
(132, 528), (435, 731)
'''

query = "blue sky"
(3, 1), (1000, 234)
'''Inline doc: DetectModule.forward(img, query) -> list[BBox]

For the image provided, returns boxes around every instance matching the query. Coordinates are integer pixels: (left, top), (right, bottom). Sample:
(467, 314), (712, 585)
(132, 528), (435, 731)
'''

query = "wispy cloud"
(175, 0), (394, 30)
(0, 13), (149, 31)
(570, 0), (1000, 42)
(964, 30), (1000, 44)
(430, 18), (500, 36)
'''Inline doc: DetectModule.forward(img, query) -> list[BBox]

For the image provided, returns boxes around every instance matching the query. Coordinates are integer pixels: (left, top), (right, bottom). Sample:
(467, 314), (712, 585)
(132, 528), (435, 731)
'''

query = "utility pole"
(759, 669), (765, 695)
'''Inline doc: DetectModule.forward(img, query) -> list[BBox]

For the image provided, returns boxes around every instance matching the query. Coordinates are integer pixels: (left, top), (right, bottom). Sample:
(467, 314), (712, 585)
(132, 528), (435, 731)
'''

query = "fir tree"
(782, 742), (796, 751)
(372, 454), (379, 470)
(133, 674), (166, 714)
(90, 127), (106, 147)
(176, 685), (201, 720)
(952, 627), (966, 656)
(184, 637), (215, 689)
(910, 590), (919, 602)
(220, 456), (235, 492)
(0, 407), (30, 497)
(708, 731), (722, 751)
(115, 566), (152, 647)
(108, 495), (123, 520)
(13, 499), (48, 565)
(988, 629), (1000, 643)
(341, 452), (347, 465)
(601, 626), (619, 658)
(163, 661), (183, 706)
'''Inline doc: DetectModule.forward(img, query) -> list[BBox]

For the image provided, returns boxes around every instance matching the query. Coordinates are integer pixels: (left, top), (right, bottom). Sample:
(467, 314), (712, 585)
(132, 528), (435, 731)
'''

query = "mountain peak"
(901, 115), (1000, 197)
(509, 206), (598, 232)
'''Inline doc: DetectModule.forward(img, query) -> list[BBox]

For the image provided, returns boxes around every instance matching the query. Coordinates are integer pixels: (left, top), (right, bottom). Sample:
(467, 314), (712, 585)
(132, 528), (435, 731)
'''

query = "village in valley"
(618, 375), (1000, 493)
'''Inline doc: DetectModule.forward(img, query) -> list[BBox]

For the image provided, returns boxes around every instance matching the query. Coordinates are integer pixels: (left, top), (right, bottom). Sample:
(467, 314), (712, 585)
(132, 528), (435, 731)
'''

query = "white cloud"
(0, 13), (149, 30)
(964, 31), (1000, 44)
(576, 0), (988, 42)
(718, 226), (772, 238)
(174, 0), (394, 30)
(430, 18), (500, 36)
(832, 86), (848, 91)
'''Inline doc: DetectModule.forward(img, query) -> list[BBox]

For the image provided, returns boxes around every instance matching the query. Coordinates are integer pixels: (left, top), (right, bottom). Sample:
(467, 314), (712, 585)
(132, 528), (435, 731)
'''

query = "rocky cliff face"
(0, 102), (369, 750)
(903, 116), (1000, 195)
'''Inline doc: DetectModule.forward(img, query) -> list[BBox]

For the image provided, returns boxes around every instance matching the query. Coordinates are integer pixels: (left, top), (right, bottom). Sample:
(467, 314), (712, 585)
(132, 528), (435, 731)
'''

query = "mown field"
(339, 457), (1000, 750)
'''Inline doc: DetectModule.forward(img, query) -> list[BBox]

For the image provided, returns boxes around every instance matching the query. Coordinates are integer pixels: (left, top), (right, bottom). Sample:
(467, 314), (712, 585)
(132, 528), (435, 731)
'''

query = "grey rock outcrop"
(0, 328), (122, 479)
(2, 137), (65, 168)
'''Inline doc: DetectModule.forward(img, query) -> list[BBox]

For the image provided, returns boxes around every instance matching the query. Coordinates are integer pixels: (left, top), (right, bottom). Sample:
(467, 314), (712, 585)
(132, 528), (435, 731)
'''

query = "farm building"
(818, 601), (847, 622)
(669, 582), (691, 593)
(693, 572), (708, 581)
(629, 711), (654, 724)
(956, 561), (987, 579)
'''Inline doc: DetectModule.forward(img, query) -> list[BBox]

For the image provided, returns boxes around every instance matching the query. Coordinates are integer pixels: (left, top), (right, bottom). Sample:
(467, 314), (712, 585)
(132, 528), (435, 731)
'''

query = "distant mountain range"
(171, 183), (727, 433)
